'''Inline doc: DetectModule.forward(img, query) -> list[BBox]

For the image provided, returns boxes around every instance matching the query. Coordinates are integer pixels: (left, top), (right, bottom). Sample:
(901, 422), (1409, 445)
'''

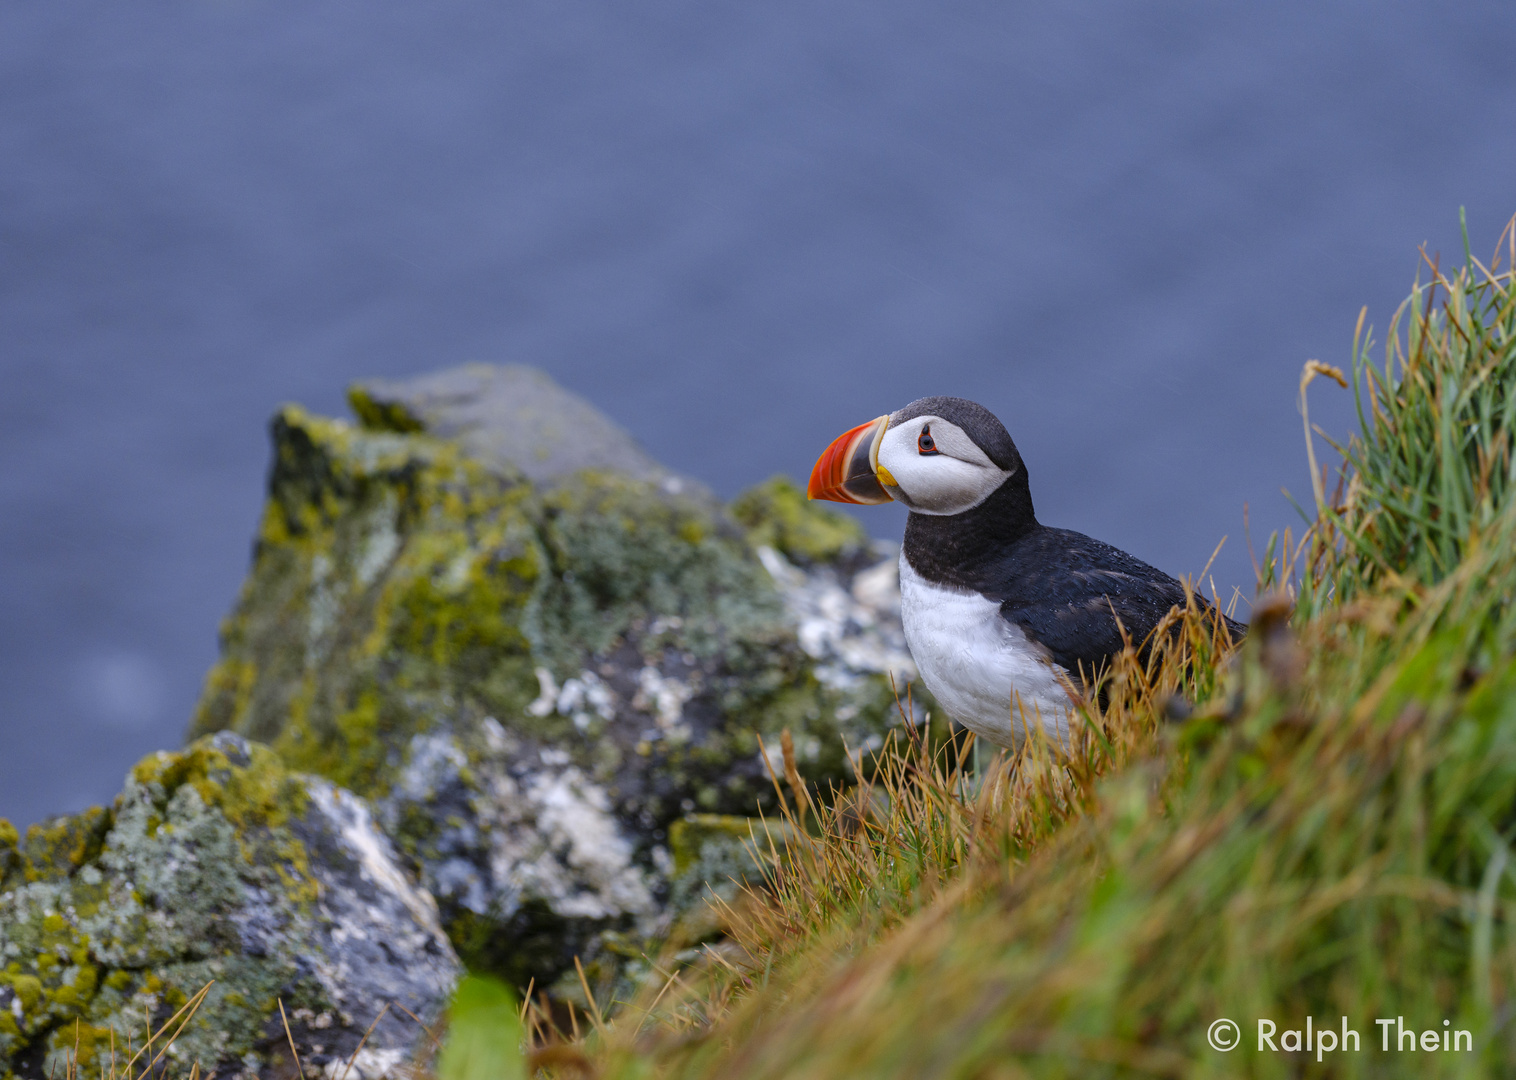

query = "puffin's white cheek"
(887, 455), (994, 514)
(921, 460), (992, 512)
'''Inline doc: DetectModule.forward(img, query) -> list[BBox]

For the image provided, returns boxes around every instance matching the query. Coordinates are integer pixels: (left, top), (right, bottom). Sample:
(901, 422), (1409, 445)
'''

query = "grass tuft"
(1272, 215), (1516, 618)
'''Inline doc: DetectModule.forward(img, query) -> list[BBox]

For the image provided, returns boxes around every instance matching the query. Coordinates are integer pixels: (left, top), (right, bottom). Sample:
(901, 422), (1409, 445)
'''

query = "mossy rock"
(190, 405), (543, 796)
(729, 475), (871, 568)
(188, 366), (920, 994)
(0, 734), (458, 1080)
(0, 808), (111, 890)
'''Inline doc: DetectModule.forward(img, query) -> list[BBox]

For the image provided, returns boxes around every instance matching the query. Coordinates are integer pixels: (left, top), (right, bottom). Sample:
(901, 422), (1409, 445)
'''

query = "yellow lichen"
(729, 474), (871, 565)
(17, 807), (111, 884)
(0, 821), (18, 889)
(347, 385), (425, 434)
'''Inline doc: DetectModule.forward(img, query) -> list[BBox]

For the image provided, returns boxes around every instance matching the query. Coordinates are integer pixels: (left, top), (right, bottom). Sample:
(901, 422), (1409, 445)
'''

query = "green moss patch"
(190, 406), (543, 796)
(729, 475), (870, 567)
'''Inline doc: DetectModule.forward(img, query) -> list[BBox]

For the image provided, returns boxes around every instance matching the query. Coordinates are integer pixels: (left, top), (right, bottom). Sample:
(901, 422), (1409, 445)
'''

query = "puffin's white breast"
(897, 552), (1072, 749)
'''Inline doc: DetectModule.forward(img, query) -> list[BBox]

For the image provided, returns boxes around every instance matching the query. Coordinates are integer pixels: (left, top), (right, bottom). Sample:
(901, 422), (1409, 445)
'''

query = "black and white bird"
(808, 396), (1243, 749)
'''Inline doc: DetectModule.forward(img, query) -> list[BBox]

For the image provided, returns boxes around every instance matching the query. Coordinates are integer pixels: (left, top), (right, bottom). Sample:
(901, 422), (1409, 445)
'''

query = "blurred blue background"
(4, 0), (1515, 827)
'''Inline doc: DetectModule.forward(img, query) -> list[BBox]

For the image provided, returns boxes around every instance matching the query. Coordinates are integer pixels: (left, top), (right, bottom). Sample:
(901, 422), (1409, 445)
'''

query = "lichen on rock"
(729, 475), (871, 569)
(0, 733), (459, 1080)
(191, 405), (543, 799)
(186, 365), (922, 994)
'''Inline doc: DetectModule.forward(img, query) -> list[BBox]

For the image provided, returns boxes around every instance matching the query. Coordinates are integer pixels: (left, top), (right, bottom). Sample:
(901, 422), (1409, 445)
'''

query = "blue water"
(3, 0), (1514, 826)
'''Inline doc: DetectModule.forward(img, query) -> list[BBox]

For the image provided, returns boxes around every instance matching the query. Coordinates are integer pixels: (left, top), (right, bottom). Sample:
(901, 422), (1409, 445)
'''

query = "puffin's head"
(807, 396), (1023, 516)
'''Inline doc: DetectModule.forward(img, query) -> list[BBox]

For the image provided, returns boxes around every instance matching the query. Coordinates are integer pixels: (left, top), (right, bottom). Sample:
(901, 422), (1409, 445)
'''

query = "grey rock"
(350, 363), (686, 488)
(294, 779), (460, 1080)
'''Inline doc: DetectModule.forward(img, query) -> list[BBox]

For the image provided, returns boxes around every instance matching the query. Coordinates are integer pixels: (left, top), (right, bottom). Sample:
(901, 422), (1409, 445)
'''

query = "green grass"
(1273, 214), (1516, 616)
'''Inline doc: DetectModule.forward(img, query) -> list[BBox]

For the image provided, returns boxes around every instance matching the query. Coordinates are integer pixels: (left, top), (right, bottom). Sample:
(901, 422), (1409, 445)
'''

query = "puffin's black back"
(899, 401), (1244, 683)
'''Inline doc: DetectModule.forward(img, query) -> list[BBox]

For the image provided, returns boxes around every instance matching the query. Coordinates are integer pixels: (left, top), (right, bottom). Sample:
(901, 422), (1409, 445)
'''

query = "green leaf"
(436, 976), (525, 1080)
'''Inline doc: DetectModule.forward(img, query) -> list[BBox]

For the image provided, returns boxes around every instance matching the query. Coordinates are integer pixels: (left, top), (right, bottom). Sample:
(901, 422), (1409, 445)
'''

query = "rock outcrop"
(0, 733), (459, 1080)
(188, 365), (921, 994)
(349, 364), (678, 487)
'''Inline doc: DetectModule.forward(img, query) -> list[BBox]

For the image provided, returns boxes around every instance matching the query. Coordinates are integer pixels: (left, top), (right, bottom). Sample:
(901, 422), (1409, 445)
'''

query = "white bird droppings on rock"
(526, 667), (559, 717)
(634, 665), (694, 738)
(755, 544), (917, 689)
(529, 667), (618, 730)
(554, 670), (617, 731)
(394, 732), (469, 803)
(490, 767), (656, 922)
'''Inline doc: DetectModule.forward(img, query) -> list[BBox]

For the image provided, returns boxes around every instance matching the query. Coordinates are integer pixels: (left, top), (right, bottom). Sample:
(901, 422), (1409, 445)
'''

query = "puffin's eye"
(918, 427), (938, 455)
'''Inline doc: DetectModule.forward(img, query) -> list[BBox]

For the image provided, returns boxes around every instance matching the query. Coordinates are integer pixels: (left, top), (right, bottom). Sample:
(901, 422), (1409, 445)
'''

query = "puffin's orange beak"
(807, 415), (893, 504)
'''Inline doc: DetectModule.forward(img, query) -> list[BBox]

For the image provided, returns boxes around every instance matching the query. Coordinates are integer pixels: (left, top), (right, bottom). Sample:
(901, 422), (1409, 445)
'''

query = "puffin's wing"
(990, 528), (1196, 685)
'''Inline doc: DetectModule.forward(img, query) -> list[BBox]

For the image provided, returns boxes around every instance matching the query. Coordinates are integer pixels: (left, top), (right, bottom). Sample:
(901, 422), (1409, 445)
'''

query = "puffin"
(807, 396), (1244, 749)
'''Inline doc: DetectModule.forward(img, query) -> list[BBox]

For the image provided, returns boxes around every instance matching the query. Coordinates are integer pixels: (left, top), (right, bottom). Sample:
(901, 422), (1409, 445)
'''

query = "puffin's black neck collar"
(902, 469), (1037, 590)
